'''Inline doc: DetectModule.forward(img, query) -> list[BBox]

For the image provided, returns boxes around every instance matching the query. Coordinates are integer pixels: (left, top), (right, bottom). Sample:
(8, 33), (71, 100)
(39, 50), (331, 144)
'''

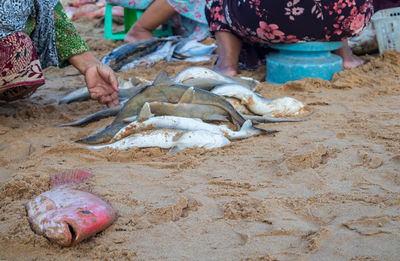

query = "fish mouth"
(66, 222), (77, 245)
(56, 219), (79, 246)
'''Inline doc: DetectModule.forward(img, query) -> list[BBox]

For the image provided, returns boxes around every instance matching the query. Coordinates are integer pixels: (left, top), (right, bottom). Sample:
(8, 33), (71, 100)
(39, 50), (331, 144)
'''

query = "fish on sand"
(58, 101), (126, 127)
(26, 170), (116, 246)
(101, 36), (182, 71)
(113, 112), (272, 142)
(133, 101), (230, 122)
(171, 66), (259, 91)
(211, 83), (306, 117)
(87, 129), (231, 153)
(58, 77), (150, 105)
(114, 72), (246, 127)
(77, 72), (246, 144)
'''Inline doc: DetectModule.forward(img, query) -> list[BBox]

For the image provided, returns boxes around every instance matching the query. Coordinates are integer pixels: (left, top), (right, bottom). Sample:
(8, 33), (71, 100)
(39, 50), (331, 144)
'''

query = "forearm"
(68, 51), (101, 75)
(54, 2), (90, 67)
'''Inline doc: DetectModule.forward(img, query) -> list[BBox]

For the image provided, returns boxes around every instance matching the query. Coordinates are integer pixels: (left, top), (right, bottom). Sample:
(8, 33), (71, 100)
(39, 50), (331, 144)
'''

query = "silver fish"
(58, 82), (152, 127)
(173, 40), (216, 59)
(181, 56), (213, 62)
(172, 66), (238, 85)
(58, 87), (91, 105)
(120, 40), (179, 70)
(225, 97), (253, 115)
(211, 84), (306, 117)
(171, 66), (259, 91)
(113, 115), (268, 142)
(58, 101), (126, 127)
(179, 77), (230, 91)
(102, 36), (182, 71)
(88, 129), (230, 153)
(58, 77), (148, 105)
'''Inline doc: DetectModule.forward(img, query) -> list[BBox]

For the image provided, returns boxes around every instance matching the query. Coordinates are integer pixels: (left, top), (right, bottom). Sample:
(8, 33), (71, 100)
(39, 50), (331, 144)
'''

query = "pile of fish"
(59, 67), (308, 152)
(101, 36), (217, 71)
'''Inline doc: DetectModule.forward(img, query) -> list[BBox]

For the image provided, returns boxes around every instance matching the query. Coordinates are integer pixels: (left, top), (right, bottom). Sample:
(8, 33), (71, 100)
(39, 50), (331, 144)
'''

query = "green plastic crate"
(104, 3), (172, 40)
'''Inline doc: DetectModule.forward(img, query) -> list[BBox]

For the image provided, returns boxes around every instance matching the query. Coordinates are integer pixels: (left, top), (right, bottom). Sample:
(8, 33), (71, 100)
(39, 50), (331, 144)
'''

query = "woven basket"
(371, 7), (400, 54)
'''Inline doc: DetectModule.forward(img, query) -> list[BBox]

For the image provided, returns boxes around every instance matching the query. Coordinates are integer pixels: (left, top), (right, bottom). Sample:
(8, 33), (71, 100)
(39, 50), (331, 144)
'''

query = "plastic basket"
(371, 7), (400, 54)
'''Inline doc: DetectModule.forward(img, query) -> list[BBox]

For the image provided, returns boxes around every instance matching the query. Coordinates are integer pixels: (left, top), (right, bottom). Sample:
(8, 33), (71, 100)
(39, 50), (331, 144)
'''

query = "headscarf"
(0, 0), (60, 68)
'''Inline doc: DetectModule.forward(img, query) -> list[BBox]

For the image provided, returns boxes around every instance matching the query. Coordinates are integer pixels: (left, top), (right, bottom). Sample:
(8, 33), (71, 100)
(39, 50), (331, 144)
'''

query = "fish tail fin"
(240, 119), (279, 135)
(253, 125), (279, 135)
(50, 169), (92, 188)
(239, 119), (253, 132)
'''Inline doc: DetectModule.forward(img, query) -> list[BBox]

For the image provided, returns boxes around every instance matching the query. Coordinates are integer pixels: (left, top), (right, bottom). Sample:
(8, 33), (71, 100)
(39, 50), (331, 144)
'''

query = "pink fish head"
(26, 170), (116, 246)
(55, 203), (116, 246)
(28, 198), (116, 247)
(26, 170), (117, 246)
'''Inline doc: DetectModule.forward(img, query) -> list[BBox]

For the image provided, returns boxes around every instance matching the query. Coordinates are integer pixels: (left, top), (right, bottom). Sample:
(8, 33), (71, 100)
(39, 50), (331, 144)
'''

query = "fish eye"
(81, 210), (91, 214)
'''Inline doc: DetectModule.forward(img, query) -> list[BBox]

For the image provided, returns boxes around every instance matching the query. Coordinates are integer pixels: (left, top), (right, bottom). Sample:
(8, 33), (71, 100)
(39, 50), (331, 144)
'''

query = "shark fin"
(137, 102), (154, 122)
(153, 70), (170, 84)
(239, 119), (253, 132)
(122, 115), (138, 123)
(179, 87), (195, 104)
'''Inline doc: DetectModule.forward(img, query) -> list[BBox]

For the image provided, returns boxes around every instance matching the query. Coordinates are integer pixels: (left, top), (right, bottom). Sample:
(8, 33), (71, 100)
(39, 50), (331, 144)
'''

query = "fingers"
(90, 91), (100, 100)
(97, 64), (119, 92)
(106, 98), (120, 108)
(98, 92), (120, 108)
(108, 92), (120, 107)
(86, 62), (120, 107)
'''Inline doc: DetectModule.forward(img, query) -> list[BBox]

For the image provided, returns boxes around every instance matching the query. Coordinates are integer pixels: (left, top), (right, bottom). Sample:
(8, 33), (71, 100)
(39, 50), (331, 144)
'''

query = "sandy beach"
(0, 13), (399, 261)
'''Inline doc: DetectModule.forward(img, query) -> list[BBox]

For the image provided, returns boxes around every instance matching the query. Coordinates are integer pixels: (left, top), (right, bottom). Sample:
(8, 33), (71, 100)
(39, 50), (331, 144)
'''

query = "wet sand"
(0, 14), (399, 261)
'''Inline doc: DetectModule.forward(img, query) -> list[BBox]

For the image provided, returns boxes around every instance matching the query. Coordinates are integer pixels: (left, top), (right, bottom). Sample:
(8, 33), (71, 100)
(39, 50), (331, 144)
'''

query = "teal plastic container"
(266, 41), (343, 84)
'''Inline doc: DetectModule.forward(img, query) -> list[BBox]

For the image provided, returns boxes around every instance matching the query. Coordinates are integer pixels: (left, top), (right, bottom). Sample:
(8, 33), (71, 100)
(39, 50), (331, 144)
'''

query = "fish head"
(41, 203), (116, 246)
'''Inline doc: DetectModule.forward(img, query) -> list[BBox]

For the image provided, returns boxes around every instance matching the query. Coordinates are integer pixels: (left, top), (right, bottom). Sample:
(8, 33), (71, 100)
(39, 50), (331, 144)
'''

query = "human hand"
(85, 63), (120, 108)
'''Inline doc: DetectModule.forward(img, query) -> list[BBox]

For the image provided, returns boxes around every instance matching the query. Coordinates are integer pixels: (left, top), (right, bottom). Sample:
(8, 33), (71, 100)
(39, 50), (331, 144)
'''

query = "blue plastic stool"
(104, 3), (172, 40)
(266, 41), (343, 84)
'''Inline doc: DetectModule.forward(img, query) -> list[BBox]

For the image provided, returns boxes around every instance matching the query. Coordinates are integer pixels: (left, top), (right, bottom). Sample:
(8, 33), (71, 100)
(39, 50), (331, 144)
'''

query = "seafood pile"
(60, 67), (307, 152)
(101, 36), (217, 70)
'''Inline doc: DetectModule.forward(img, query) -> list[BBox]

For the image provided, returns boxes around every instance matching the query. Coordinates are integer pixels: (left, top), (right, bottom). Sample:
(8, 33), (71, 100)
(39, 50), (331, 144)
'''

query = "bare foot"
(342, 54), (365, 69)
(214, 31), (242, 76)
(334, 39), (365, 69)
(123, 0), (176, 43)
(214, 58), (238, 77)
(124, 24), (154, 43)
